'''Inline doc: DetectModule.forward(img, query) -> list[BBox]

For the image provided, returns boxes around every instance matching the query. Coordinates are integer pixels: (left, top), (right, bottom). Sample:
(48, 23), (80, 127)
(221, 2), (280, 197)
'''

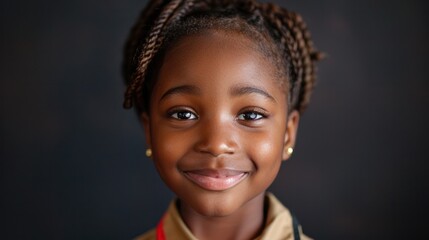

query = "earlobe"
(282, 110), (300, 161)
(140, 112), (152, 151)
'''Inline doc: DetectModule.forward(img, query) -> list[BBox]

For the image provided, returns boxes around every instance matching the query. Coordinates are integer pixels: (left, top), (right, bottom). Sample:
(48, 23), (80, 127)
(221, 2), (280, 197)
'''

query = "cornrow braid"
(122, 0), (322, 113)
(123, 0), (196, 109)
(258, 3), (322, 112)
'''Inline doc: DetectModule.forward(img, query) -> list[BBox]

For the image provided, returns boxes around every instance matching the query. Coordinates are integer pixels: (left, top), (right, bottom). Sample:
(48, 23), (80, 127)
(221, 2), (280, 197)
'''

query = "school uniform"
(135, 193), (311, 240)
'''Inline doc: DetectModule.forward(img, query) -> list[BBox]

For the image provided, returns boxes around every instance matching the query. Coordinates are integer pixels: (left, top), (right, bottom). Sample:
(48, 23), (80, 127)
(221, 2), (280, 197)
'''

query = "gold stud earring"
(287, 147), (294, 155)
(145, 148), (152, 157)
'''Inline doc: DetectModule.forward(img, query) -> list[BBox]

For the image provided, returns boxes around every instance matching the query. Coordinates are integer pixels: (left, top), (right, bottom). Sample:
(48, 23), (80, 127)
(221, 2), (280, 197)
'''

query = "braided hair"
(122, 0), (322, 114)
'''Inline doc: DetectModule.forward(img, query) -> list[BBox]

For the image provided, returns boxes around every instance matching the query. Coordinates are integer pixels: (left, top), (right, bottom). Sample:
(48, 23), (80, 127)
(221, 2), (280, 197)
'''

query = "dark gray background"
(2, 0), (428, 239)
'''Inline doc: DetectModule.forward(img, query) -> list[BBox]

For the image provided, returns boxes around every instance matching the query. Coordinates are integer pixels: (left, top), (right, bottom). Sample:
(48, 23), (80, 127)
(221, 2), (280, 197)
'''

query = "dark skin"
(142, 30), (299, 240)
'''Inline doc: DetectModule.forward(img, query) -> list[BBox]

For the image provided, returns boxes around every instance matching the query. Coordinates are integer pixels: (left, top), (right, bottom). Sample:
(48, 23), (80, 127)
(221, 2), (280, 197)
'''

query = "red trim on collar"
(156, 215), (166, 240)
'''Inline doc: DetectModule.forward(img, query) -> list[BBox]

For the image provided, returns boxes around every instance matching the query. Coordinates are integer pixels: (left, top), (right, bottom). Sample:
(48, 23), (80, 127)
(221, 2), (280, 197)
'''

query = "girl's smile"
(182, 169), (249, 191)
(142, 30), (299, 218)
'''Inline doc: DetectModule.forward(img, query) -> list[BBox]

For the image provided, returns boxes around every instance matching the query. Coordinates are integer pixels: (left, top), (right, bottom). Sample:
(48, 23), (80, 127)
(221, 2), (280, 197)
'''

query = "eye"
(237, 111), (266, 121)
(169, 110), (197, 120)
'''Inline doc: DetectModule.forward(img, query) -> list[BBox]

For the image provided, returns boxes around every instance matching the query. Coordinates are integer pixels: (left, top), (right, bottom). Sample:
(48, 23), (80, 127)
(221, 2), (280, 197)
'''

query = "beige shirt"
(135, 193), (312, 240)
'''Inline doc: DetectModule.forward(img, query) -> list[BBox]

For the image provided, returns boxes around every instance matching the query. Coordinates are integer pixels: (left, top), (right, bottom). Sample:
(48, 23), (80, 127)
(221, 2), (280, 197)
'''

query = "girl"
(122, 0), (321, 239)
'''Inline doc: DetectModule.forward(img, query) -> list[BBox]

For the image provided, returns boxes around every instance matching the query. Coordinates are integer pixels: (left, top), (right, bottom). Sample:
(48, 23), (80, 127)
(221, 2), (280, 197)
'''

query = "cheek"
(150, 127), (191, 191)
(242, 130), (284, 197)
(258, 139), (281, 158)
(245, 128), (285, 170)
(150, 125), (195, 171)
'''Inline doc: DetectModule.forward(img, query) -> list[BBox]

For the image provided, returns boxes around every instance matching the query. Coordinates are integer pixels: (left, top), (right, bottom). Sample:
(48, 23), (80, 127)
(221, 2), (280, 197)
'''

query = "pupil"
(247, 113), (256, 119)
(178, 112), (190, 119)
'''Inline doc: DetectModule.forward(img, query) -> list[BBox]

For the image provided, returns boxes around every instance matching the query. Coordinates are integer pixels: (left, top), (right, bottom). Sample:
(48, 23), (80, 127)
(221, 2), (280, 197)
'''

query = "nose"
(194, 115), (238, 157)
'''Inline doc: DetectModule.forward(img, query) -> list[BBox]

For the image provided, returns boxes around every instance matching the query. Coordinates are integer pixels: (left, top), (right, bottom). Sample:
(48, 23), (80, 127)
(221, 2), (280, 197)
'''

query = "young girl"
(122, 0), (321, 239)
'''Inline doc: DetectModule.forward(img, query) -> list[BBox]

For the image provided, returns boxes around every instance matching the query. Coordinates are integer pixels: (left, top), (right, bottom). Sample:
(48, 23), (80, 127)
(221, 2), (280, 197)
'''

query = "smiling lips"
(183, 169), (248, 191)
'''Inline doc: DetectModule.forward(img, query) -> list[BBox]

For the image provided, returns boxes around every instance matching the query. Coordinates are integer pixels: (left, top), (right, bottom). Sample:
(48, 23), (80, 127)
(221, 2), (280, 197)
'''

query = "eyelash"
(237, 109), (268, 121)
(167, 108), (268, 121)
(168, 109), (198, 120)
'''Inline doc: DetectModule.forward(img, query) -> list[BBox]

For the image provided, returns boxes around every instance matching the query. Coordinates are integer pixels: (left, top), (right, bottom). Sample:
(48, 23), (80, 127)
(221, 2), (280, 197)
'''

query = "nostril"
(194, 130), (237, 156)
(196, 142), (236, 157)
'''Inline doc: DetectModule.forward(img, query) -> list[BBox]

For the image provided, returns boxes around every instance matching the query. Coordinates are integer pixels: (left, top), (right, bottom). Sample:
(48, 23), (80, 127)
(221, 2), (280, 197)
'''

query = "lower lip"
(183, 172), (248, 191)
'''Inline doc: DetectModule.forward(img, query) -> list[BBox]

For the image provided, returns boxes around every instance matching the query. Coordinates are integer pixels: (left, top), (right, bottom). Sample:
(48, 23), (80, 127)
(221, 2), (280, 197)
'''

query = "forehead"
(167, 30), (264, 58)
(153, 32), (286, 102)
(157, 31), (284, 91)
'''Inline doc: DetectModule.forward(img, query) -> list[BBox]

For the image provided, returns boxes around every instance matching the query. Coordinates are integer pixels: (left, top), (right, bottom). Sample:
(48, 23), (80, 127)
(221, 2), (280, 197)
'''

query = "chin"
(186, 191), (244, 217)
(196, 202), (237, 217)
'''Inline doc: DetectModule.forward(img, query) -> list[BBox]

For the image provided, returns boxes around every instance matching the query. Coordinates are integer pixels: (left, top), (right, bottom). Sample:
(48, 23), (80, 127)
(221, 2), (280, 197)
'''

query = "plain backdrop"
(1, 0), (428, 239)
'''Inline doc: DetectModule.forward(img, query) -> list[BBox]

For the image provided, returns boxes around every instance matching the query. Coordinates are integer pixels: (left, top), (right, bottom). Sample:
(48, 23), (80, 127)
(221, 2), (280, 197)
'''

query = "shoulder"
(133, 229), (156, 240)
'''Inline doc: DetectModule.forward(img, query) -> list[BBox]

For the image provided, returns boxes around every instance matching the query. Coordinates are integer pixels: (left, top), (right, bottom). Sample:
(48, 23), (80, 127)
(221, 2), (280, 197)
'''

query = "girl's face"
(142, 31), (299, 217)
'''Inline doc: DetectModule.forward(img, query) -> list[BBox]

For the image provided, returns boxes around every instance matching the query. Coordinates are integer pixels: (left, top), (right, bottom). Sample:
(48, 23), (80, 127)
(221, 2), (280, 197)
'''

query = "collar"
(155, 193), (303, 240)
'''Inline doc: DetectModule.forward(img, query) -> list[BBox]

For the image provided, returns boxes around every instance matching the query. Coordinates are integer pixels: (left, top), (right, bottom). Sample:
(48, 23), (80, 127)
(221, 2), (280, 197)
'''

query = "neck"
(179, 193), (266, 240)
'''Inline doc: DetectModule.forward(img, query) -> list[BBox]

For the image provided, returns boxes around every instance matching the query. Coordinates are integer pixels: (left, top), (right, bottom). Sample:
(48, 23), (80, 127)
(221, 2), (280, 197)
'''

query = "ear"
(140, 112), (152, 150)
(282, 110), (300, 161)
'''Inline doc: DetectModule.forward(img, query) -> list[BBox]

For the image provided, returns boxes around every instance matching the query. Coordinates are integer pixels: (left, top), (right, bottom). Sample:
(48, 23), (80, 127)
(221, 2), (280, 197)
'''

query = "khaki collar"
(157, 193), (305, 240)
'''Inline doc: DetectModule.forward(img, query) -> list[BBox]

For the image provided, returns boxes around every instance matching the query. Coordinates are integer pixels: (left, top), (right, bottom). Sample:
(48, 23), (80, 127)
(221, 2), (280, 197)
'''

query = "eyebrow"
(229, 85), (276, 103)
(160, 85), (201, 101)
